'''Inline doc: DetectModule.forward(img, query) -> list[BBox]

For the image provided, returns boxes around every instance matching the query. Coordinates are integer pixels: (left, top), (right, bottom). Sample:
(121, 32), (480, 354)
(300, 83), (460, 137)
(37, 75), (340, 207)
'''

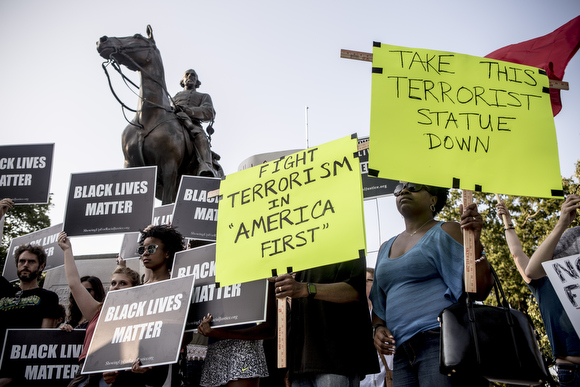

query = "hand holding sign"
(0, 198), (14, 218)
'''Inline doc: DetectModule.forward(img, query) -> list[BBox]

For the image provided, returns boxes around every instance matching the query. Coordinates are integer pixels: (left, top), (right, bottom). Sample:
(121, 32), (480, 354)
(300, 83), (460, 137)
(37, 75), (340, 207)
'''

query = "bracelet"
(475, 248), (486, 263)
(505, 225), (515, 230)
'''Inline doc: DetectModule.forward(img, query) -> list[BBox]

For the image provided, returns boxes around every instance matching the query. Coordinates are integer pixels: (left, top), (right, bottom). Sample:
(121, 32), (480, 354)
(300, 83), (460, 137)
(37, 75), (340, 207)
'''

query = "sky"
(1, 0), (579, 266)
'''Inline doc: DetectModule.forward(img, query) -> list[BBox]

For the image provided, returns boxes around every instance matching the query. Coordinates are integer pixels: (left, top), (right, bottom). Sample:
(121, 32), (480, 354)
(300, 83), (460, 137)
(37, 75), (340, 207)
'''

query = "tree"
(0, 196), (52, 275)
(438, 160), (580, 366)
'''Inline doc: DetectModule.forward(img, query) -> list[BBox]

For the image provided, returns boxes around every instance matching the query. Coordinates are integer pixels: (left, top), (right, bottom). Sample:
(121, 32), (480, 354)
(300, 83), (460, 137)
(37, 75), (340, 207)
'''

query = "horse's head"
(97, 25), (157, 71)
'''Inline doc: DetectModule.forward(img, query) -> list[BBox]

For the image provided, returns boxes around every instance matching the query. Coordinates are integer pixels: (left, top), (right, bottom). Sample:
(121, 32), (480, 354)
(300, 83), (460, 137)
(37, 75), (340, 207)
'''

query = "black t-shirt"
(0, 287), (60, 348)
(289, 257), (379, 378)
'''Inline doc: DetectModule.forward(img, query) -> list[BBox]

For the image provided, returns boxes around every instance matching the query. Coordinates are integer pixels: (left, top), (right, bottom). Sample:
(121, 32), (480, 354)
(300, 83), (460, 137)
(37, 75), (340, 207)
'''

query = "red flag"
(485, 15), (580, 116)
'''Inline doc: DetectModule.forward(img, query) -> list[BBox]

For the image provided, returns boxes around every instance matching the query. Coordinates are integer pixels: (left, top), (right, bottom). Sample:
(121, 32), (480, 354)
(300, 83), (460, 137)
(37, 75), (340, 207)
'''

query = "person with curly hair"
(138, 224), (185, 283)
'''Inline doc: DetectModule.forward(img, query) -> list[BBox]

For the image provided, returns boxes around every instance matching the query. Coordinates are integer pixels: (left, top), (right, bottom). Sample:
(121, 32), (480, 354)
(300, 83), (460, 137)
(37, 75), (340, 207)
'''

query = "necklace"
(404, 218), (434, 237)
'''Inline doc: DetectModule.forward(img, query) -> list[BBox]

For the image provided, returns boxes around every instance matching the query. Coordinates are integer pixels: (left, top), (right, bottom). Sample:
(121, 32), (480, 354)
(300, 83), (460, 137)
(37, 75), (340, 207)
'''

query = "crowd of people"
(0, 188), (579, 387)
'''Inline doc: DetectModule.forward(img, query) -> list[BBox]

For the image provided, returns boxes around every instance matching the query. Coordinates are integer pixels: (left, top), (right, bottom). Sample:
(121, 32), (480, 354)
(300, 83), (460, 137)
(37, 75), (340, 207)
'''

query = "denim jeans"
(558, 363), (580, 387)
(393, 329), (488, 387)
(292, 373), (361, 387)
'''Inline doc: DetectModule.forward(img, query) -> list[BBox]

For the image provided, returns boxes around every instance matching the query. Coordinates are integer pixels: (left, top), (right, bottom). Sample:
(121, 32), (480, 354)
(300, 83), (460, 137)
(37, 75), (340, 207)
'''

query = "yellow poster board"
(369, 43), (563, 198)
(215, 135), (366, 286)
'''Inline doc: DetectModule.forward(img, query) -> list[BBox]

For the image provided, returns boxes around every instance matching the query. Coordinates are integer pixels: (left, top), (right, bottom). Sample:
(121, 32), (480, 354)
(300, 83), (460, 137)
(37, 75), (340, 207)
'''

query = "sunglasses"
(137, 244), (159, 255)
(393, 183), (429, 197)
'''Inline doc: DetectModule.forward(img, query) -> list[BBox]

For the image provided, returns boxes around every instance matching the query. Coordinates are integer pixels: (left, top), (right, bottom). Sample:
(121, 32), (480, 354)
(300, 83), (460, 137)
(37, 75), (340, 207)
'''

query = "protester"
(0, 242), (61, 385)
(498, 195), (580, 386)
(1, 197), (60, 385)
(370, 182), (493, 387)
(196, 282), (276, 387)
(127, 224), (189, 386)
(273, 253), (379, 385)
(58, 231), (142, 387)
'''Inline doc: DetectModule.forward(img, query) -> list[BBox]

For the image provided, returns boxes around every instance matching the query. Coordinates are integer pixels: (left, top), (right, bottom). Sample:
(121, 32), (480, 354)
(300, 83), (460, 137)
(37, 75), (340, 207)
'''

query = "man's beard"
(18, 269), (40, 283)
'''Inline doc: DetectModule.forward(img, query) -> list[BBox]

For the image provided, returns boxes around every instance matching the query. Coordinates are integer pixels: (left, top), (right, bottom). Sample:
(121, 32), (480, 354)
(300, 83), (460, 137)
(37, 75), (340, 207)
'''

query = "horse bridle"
(101, 37), (177, 128)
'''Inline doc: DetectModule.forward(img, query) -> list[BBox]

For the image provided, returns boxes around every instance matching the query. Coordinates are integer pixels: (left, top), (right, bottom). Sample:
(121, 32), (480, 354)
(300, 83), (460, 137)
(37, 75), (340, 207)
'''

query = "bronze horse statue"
(96, 25), (224, 204)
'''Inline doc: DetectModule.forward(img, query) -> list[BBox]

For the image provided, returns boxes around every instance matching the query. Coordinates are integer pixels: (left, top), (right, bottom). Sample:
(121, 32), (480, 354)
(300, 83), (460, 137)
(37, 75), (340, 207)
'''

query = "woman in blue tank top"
(369, 182), (493, 387)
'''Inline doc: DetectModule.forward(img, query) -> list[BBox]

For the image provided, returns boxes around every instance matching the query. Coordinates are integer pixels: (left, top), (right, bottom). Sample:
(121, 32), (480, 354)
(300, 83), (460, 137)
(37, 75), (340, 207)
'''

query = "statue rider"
(173, 69), (217, 177)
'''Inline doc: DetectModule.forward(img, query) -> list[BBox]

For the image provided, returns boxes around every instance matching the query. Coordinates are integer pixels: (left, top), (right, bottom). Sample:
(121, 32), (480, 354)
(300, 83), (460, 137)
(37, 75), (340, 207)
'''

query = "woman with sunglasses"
(57, 231), (141, 387)
(125, 225), (190, 387)
(369, 182), (493, 387)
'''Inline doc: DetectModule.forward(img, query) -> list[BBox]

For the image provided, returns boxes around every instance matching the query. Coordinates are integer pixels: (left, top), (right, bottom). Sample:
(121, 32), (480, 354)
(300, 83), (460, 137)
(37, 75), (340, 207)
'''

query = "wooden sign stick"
(462, 190), (477, 293)
(340, 49), (570, 90)
(277, 298), (287, 368)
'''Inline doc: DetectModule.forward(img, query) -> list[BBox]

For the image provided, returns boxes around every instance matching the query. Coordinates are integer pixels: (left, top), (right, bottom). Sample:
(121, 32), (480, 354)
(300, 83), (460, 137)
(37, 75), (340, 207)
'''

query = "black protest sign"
(64, 167), (156, 237)
(2, 223), (64, 281)
(0, 329), (85, 386)
(153, 204), (174, 226)
(171, 176), (220, 241)
(0, 144), (54, 204)
(119, 232), (141, 261)
(357, 137), (399, 199)
(119, 204), (174, 261)
(82, 275), (195, 373)
(171, 244), (268, 331)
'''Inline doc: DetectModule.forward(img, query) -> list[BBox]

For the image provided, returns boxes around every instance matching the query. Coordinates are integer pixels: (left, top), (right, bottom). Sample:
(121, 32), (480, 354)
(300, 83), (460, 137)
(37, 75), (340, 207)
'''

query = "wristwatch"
(307, 283), (317, 298)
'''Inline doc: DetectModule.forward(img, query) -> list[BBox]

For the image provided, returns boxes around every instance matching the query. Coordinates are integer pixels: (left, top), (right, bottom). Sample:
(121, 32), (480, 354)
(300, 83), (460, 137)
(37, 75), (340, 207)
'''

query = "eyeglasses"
(393, 183), (429, 197)
(137, 244), (159, 255)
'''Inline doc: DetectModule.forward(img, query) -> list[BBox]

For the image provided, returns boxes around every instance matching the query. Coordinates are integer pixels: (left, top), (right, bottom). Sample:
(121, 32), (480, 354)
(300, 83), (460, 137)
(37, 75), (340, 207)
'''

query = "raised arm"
(526, 194), (580, 279)
(57, 232), (101, 321)
(496, 200), (531, 283)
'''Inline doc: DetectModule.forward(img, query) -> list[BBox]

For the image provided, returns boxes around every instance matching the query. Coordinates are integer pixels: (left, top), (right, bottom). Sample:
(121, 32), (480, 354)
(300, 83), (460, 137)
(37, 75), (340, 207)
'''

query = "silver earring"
(430, 204), (436, 212)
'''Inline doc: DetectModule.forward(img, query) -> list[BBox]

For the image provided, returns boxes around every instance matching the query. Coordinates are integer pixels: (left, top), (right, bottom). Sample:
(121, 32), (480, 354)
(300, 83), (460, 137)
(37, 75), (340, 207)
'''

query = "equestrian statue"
(96, 25), (224, 204)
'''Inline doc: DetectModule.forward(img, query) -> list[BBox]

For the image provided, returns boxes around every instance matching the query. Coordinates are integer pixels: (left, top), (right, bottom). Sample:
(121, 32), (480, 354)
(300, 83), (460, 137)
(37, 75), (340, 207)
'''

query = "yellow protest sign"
(369, 43), (563, 198)
(215, 135), (366, 286)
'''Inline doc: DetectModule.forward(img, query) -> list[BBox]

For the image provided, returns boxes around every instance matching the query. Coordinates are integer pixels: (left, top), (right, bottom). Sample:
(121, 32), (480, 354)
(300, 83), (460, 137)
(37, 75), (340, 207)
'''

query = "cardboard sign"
(119, 232), (141, 261)
(153, 204), (174, 226)
(0, 144), (54, 204)
(0, 329), (85, 386)
(171, 244), (268, 331)
(542, 254), (580, 337)
(357, 137), (399, 199)
(369, 43), (562, 198)
(82, 275), (195, 373)
(171, 176), (220, 241)
(63, 167), (156, 237)
(215, 135), (366, 286)
(2, 223), (64, 281)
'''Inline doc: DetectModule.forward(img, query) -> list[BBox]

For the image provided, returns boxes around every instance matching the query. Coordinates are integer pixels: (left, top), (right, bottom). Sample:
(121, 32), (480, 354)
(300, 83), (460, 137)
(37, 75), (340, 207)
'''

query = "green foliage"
(438, 160), (579, 377)
(0, 196), (52, 275)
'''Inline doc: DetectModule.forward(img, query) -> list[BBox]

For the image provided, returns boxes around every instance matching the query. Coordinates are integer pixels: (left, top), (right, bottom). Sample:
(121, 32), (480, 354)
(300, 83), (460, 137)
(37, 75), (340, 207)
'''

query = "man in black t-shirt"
(274, 257), (379, 387)
(0, 242), (60, 384)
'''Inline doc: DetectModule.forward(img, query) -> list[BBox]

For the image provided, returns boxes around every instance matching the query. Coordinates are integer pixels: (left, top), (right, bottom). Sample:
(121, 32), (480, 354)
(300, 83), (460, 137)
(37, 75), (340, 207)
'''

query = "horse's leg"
(161, 162), (180, 205)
